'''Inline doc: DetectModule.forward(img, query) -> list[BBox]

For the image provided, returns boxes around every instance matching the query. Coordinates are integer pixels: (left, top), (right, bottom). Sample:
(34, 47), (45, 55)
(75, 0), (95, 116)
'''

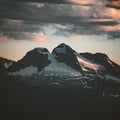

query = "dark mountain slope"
(0, 57), (15, 74)
(52, 43), (83, 74)
(81, 52), (120, 78)
(7, 48), (51, 72)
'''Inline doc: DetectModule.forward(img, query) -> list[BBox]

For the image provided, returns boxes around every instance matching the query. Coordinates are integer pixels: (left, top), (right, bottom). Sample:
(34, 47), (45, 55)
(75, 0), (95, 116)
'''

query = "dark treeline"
(0, 75), (120, 120)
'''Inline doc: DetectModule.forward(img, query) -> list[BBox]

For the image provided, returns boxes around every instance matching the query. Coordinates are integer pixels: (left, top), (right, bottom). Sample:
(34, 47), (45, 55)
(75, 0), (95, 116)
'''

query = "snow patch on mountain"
(76, 56), (99, 72)
(76, 53), (105, 73)
(42, 62), (81, 77)
(105, 75), (120, 82)
(47, 53), (57, 62)
(55, 46), (66, 53)
(10, 66), (38, 76)
(109, 94), (120, 98)
(4, 62), (13, 69)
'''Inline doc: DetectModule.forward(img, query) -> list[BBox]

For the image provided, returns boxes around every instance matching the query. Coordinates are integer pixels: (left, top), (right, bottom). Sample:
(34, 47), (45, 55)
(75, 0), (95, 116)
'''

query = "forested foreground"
(0, 75), (120, 120)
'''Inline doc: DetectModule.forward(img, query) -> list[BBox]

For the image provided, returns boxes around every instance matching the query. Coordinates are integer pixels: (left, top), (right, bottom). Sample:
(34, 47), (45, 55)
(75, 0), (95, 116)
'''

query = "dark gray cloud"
(108, 31), (120, 39)
(0, 31), (51, 41)
(0, 0), (120, 41)
(1, 0), (120, 10)
(2, 32), (31, 40)
(0, 0), (95, 6)
(53, 23), (115, 37)
(0, 19), (44, 33)
(0, 0), (119, 6)
(56, 25), (120, 39)
(0, 0), (120, 9)
(0, 0), (69, 4)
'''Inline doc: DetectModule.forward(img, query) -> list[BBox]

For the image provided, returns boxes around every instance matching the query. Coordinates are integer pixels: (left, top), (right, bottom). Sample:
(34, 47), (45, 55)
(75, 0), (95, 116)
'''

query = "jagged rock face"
(8, 48), (51, 72)
(52, 43), (83, 73)
(81, 52), (120, 78)
(0, 57), (15, 74)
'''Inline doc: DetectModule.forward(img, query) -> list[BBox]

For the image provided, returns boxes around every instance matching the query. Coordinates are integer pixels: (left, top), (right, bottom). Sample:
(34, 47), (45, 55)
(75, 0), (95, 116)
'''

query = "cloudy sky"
(0, 0), (120, 65)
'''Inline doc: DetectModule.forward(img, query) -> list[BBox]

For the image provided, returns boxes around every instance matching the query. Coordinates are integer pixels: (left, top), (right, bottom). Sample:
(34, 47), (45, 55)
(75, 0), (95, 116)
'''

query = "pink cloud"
(0, 32), (51, 42)
(68, 0), (105, 5)
(48, 24), (67, 29)
(105, 7), (120, 20)
(68, 0), (94, 4)
(68, 0), (120, 20)
(100, 24), (120, 32)
(30, 33), (51, 42)
(0, 35), (24, 42)
(0, 35), (8, 42)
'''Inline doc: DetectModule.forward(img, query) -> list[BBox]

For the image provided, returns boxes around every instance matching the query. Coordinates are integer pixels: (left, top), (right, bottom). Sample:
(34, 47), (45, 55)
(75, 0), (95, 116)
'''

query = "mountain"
(0, 43), (120, 81)
(7, 47), (51, 75)
(0, 57), (15, 74)
(81, 52), (120, 78)
(1, 43), (120, 119)
(52, 43), (83, 74)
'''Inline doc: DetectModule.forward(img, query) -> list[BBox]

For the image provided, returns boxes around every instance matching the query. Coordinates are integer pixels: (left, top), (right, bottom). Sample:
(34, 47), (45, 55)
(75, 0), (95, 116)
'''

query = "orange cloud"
(68, 0), (105, 5)
(30, 33), (51, 42)
(105, 8), (120, 20)
(69, 0), (94, 4)
(0, 32), (51, 42)
(71, 1), (120, 20)
(100, 24), (120, 32)
(0, 35), (8, 42)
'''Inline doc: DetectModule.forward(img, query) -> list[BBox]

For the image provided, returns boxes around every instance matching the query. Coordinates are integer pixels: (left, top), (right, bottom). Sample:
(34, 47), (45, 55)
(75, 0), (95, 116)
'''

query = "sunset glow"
(0, 0), (120, 65)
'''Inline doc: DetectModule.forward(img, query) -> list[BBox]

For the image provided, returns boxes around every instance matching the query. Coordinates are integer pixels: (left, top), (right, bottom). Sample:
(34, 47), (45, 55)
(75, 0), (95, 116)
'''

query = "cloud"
(0, 18), (51, 42)
(0, 1), (119, 21)
(106, 0), (120, 9)
(0, 19), (44, 33)
(0, 0), (109, 5)
(29, 33), (51, 42)
(0, 35), (8, 42)
(0, 0), (69, 4)
(105, 7), (120, 20)
(52, 19), (120, 39)
(47, 23), (68, 29)
(0, 0), (120, 42)
(100, 23), (120, 39)
(1, 0), (120, 9)
(54, 24), (102, 37)
(0, 32), (51, 42)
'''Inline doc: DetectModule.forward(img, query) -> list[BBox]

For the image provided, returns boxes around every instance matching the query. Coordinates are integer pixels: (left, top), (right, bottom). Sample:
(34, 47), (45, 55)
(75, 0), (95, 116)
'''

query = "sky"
(0, 0), (120, 65)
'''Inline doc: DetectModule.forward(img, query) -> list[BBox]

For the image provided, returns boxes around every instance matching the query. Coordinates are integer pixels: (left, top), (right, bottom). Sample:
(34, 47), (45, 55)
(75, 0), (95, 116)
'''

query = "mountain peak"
(30, 47), (49, 54)
(58, 43), (73, 49)
(58, 43), (68, 47)
(51, 43), (83, 73)
(52, 43), (76, 54)
(80, 52), (109, 61)
(1, 43), (120, 79)
(94, 53), (108, 59)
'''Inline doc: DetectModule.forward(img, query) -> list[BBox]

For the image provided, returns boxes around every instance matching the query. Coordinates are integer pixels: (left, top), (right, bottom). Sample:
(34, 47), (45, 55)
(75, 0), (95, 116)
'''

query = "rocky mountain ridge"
(0, 43), (120, 82)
